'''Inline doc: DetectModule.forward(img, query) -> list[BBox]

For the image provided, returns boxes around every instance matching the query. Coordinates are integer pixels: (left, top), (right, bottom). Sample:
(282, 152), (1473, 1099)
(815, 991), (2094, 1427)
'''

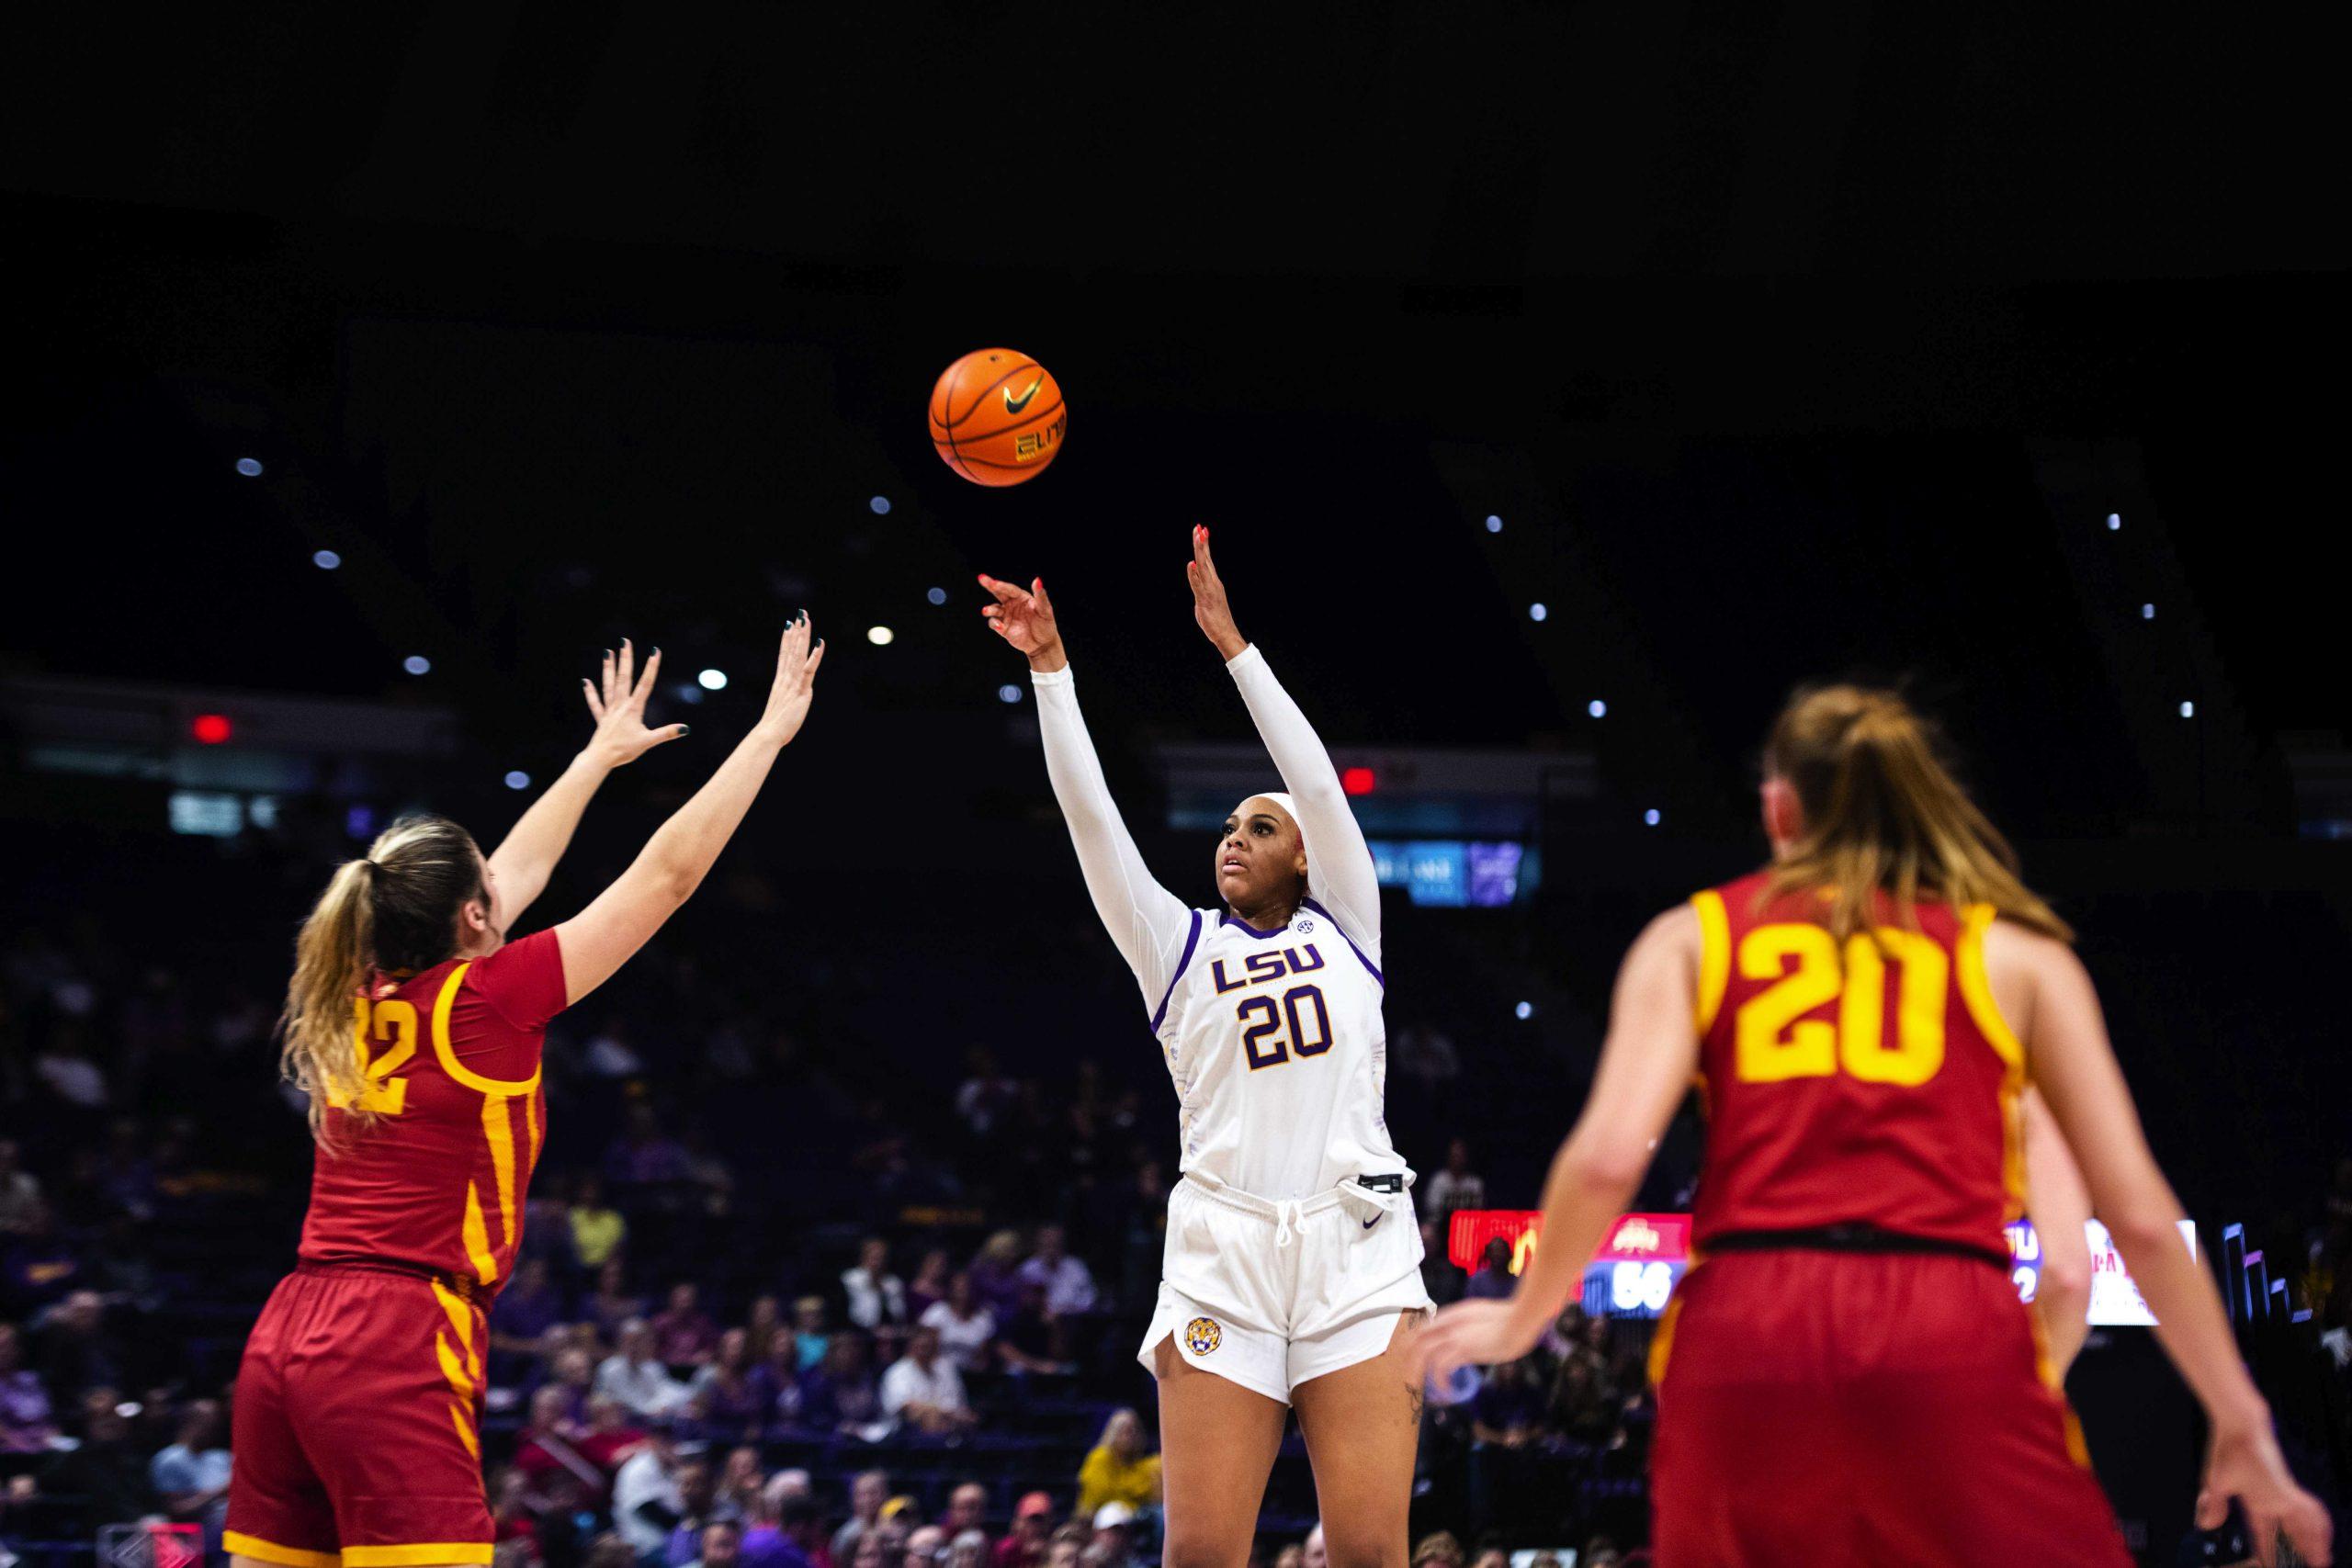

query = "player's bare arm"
(1994, 921), (2332, 1567)
(1420, 907), (1702, 1379)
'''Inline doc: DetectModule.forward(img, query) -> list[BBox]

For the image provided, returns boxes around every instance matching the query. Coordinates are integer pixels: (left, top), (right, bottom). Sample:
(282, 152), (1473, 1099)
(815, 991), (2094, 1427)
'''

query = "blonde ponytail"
(277, 815), (487, 1148)
(1760, 684), (2072, 947)
(280, 857), (379, 1145)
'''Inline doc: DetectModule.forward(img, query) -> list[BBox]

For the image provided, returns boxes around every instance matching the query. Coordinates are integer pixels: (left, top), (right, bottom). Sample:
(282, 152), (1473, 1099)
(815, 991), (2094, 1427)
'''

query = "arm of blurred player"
(2002, 925), (2332, 1567)
(1189, 525), (1382, 957)
(553, 618), (823, 1006)
(488, 639), (689, 933)
(1419, 908), (1702, 1377)
(2023, 1086), (2094, 1378)
(981, 572), (1193, 1006)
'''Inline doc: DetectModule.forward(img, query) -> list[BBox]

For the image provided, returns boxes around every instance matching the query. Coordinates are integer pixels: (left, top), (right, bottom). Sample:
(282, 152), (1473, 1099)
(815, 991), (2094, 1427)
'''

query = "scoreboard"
(1446, 1210), (1691, 1320)
(1449, 1210), (2193, 1325)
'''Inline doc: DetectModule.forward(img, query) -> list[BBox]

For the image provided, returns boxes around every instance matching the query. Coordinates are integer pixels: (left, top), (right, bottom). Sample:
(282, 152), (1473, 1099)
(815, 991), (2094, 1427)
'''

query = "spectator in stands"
(681, 1130), (736, 1218)
(1423, 1140), (1484, 1231)
(1419, 1221), (1462, 1307)
(150, 1396), (232, 1557)
(842, 1238), (910, 1335)
(605, 1103), (691, 1190)
(743, 1296), (785, 1358)
(1461, 1238), (1517, 1302)
(966, 1231), (1024, 1320)
(946, 1531), (988, 1568)
(577, 1395), (651, 1477)
(688, 1329), (766, 1439)
(36, 1387), (153, 1529)
(610, 1418), (691, 1559)
(831, 1468), (892, 1562)
(571, 1179), (630, 1274)
(1410, 1532), (1464, 1568)
(31, 1289), (126, 1395)
(743, 1493), (820, 1568)
(896, 1525), (941, 1568)
(548, 1344), (600, 1428)
(940, 1481), (987, 1534)
(992, 1492), (1055, 1568)
(652, 1283), (720, 1368)
(906, 1248), (953, 1321)
(1015, 1225), (1097, 1316)
(797, 1331), (882, 1438)
(920, 1273), (996, 1374)
(492, 1258), (567, 1376)
(1042, 1527), (1084, 1568)
(516, 1386), (606, 1498)
(1074, 1409), (1160, 1517)
(4, 1201), (85, 1312)
(0, 1322), (59, 1451)
(599, 1319), (688, 1419)
(1302, 1524), (1326, 1568)
(748, 1327), (801, 1432)
(1086, 1503), (1138, 1568)
(714, 1445), (763, 1519)
(995, 1281), (1072, 1376)
(955, 1049), (1019, 1141)
(0, 1139), (42, 1235)
(1470, 1357), (1544, 1448)
(588, 1257), (643, 1337)
(1467, 1548), (1507, 1568)
(491, 1467), (541, 1558)
(663, 1461), (718, 1562)
(681, 1520), (741, 1568)
(792, 1297), (831, 1371)
(878, 1325), (973, 1437)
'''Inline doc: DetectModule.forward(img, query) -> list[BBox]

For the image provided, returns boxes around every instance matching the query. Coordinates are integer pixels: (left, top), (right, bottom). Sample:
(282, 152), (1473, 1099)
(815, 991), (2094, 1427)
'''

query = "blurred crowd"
(6, 858), (2352, 1564)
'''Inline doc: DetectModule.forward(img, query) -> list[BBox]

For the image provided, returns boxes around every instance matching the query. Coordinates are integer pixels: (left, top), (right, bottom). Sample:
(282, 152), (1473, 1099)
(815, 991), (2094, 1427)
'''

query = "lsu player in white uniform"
(978, 526), (1428, 1568)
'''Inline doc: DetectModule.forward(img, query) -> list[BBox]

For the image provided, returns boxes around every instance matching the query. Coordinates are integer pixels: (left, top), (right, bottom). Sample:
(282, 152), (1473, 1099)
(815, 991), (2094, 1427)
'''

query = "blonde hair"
(279, 814), (484, 1147)
(1760, 684), (2071, 947)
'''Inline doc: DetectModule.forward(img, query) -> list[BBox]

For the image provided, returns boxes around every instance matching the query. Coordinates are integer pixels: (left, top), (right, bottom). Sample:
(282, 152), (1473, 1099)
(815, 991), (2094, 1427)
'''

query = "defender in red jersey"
(1421, 685), (2329, 1568)
(228, 626), (825, 1568)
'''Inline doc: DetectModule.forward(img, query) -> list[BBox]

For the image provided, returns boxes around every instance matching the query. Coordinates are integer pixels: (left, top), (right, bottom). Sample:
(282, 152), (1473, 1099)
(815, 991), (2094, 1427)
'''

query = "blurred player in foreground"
(227, 624), (823, 1568)
(1419, 683), (2329, 1568)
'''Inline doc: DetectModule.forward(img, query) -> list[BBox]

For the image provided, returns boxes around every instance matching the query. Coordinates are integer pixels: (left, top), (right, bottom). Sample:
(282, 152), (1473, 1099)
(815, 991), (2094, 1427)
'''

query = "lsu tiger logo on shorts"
(1184, 1316), (1223, 1356)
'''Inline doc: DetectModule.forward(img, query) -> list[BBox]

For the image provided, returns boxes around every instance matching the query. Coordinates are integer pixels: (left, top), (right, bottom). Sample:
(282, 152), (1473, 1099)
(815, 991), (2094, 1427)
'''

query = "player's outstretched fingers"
(978, 572), (1029, 604)
(632, 648), (662, 703)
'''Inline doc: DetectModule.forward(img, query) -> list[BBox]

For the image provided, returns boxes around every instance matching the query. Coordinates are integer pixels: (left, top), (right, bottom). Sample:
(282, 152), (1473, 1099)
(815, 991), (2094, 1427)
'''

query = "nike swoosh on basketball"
(1002, 376), (1045, 414)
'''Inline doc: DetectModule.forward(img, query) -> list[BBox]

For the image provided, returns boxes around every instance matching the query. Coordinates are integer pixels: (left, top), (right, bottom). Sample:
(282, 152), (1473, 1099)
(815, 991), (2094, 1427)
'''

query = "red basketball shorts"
(1647, 1249), (2132, 1568)
(226, 1264), (493, 1568)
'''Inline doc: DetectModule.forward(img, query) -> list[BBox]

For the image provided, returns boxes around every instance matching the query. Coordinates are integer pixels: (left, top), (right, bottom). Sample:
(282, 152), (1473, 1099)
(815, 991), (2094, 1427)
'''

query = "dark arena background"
(2, 7), (2347, 1567)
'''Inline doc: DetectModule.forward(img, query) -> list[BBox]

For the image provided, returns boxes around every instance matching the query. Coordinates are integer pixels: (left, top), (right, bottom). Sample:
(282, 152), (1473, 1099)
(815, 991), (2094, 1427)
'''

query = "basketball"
(929, 347), (1066, 486)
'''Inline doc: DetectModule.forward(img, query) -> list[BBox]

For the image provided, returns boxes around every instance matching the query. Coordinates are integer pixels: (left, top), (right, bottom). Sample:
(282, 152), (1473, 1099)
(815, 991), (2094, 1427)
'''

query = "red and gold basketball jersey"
(1687, 872), (2027, 1257)
(297, 930), (565, 1295)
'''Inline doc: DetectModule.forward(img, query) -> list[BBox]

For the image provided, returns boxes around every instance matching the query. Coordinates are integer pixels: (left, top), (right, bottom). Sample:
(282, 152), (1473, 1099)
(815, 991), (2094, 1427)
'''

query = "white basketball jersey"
(1149, 897), (1408, 1201)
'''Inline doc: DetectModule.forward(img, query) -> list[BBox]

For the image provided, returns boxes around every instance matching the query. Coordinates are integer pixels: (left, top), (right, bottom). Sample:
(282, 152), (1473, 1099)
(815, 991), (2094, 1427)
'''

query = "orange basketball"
(929, 348), (1066, 487)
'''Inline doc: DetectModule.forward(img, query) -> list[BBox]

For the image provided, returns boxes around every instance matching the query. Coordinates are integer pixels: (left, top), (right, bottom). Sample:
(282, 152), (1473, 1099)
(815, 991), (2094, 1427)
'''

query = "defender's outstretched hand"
(978, 574), (1067, 672)
(756, 614), (825, 747)
(1188, 525), (1247, 660)
(1415, 1297), (1545, 1385)
(582, 638), (689, 768)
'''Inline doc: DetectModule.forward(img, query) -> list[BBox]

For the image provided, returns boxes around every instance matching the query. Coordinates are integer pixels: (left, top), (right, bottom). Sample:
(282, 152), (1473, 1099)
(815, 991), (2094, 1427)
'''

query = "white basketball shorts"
(1136, 1171), (1432, 1404)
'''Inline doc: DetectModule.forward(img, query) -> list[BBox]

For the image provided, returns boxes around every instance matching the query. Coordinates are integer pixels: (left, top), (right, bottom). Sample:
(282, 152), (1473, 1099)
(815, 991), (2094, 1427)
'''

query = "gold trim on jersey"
(1691, 891), (1732, 1035)
(481, 1093), (518, 1258)
(343, 1545), (495, 1567)
(225, 1532), (338, 1568)
(1955, 905), (2030, 1222)
(461, 1183), (496, 1285)
(429, 964), (542, 1097)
